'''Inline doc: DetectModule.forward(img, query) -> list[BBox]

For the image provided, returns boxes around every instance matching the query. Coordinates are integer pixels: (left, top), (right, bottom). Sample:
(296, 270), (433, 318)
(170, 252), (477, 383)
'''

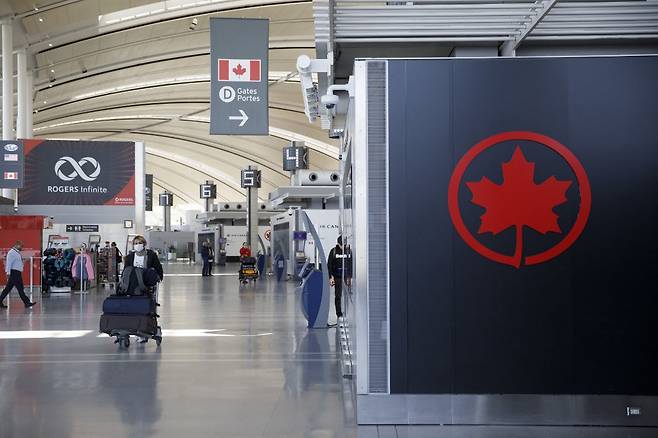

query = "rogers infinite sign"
(18, 139), (135, 206)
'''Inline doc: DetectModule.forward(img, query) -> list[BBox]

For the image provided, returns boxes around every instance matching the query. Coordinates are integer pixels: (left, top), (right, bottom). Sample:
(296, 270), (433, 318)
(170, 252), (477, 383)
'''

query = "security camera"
(189, 18), (198, 30)
(321, 94), (339, 109)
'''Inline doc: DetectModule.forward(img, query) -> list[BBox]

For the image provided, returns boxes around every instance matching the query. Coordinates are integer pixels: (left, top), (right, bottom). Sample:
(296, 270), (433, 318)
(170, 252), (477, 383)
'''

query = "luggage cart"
(103, 285), (162, 348)
(238, 257), (259, 284)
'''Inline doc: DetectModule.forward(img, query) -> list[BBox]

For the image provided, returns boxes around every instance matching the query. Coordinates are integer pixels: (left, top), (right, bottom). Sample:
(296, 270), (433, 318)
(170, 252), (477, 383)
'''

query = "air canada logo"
(448, 131), (591, 268)
(54, 156), (101, 182)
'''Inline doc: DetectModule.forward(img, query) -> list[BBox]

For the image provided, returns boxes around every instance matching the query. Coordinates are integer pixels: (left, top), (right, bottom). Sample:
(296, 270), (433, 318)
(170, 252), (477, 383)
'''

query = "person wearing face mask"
(123, 236), (164, 281)
(0, 240), (37, 308)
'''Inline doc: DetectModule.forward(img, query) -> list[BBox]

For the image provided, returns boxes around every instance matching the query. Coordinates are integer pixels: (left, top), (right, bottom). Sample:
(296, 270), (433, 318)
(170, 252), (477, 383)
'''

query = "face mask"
(134, 243), (144, 252)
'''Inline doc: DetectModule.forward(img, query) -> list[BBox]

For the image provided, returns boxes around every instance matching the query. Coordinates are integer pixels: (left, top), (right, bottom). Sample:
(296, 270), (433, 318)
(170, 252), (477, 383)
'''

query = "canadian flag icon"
(218, 59), (261, 82)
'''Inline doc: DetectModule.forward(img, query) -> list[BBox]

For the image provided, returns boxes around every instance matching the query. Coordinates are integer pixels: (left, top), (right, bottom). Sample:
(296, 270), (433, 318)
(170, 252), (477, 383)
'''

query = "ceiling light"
(38, 17), (44, 22)
(48, 43), (53, 47)
(50, 69), (54, 73)
(43, 101), (47, 104)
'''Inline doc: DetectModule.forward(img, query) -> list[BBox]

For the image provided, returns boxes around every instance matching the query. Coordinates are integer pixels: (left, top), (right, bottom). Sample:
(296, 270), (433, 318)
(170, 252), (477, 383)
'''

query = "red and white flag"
(218, 59), (261, 82)
(4, 172), (18, 180)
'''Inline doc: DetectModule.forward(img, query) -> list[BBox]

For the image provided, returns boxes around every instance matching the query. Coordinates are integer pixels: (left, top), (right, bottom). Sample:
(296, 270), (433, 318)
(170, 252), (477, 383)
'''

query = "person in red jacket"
(239, 242), (252, 260)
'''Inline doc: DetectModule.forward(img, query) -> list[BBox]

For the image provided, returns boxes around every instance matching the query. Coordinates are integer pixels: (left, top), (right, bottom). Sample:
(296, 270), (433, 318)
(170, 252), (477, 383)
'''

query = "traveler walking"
(327, 236), (352, 323)
(0, 240), (37, 308)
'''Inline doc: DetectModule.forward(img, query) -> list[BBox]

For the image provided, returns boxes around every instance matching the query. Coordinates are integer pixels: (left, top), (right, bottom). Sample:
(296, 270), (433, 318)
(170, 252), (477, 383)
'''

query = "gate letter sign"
(210, 18), (269, 135)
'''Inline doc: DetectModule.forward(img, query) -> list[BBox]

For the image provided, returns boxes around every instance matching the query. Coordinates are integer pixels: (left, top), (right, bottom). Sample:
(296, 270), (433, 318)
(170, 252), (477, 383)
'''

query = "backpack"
(118, 266), (147, 296)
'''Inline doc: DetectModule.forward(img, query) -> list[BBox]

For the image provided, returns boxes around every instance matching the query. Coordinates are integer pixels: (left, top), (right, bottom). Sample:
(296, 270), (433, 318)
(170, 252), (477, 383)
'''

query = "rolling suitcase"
(102, 294), (155, 315)
(99, 314), (158, 336)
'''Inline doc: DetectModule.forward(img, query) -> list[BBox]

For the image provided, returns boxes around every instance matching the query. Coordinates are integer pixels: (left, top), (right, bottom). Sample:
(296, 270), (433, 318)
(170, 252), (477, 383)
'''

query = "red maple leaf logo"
(233, 64), (246, 77)
(466, 147), (572, 268)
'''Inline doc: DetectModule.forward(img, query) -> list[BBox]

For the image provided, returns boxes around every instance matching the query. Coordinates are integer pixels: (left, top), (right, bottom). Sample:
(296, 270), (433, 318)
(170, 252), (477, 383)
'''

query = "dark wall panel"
(387, 56), (658, 395)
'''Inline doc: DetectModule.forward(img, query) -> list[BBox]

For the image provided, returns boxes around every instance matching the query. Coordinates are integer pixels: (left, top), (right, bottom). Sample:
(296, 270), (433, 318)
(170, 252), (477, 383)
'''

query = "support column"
(16, 48), (27, 139)
(204, 180), (214, 212)
(163, 204), (171, 232)
(134, 142), (145, 235)
(1, 21), (14, 200)
(25, 70), (33, 137)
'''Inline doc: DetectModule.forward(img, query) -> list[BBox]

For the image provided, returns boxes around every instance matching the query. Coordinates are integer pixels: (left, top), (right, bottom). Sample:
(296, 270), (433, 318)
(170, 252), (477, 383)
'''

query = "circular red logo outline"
(448, 131), (592, 267)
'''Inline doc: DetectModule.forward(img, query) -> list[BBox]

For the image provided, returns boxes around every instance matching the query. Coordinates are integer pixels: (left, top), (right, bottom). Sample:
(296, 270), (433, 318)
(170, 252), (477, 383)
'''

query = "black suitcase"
(99, 314), (158, 336)
(102, 294), (155, 315)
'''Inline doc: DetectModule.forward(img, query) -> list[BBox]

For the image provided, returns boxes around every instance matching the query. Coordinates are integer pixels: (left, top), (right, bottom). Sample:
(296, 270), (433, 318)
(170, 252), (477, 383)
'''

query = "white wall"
(146, 204), (202, 228)
(224, 225), (271, 257)
(302, 209), (340, 260)
(44, 223), (134, 254)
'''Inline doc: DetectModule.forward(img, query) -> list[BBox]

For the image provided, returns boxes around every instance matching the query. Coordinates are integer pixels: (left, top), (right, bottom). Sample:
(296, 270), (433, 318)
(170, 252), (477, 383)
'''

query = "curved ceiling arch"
(7, 0), (337, 205)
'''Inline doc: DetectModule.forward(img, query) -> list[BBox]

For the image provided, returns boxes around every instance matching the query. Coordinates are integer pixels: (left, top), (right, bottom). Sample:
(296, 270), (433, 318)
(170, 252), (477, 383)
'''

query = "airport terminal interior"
(0, 0), (657, 437)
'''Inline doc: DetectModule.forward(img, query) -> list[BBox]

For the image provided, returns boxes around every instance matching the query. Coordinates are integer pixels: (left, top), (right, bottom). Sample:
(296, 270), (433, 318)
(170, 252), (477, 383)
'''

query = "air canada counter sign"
(448, 131), (591, 268)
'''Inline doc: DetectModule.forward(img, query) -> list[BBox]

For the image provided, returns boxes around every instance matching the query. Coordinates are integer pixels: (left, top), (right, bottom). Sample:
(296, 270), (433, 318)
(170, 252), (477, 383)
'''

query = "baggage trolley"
(102, 285), (162, 348)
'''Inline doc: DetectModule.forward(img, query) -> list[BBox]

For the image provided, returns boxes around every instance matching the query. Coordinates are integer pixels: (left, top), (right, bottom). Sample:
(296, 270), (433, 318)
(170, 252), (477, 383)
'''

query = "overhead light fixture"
(48, 43), (53, 47)
(50, 69), (54, 73)
(38, 17), (44, 22)
(43, 101), (47, 104)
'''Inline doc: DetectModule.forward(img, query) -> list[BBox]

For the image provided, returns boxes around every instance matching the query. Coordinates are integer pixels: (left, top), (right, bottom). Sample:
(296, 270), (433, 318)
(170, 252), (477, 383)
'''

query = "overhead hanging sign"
(18, 139), (135, 206)
(210, 18), (269, 135)
(0, 140), (25, 189)
(66, 225), (99, 233)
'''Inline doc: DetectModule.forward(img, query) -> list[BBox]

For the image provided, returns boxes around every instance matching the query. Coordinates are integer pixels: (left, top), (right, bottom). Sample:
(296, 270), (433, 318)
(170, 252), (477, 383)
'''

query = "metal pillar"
(16, 48), (27, 139)
(163, 204), (171, 232)
(246, 167), (259, 253)
(1, 21), (14, 200)
(134, 142), (146, 235)
(204, 180), (214, 212)
(26, 71), (32, 137)
(1, 21), (13, 141)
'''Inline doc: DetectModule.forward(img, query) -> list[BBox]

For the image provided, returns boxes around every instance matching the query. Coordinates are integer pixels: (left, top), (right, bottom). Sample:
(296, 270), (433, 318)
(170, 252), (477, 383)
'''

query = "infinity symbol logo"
(54, 156), (101, 181)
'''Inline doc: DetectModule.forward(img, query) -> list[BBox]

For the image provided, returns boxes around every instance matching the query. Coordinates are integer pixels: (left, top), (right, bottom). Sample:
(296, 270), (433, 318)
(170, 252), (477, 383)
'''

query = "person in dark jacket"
(207, 240), (215, 276)
(327, 235), (352, 321)
(111, 242), (123, 271)
(123, 235), (163, 281)
(200, 241), (211, 277)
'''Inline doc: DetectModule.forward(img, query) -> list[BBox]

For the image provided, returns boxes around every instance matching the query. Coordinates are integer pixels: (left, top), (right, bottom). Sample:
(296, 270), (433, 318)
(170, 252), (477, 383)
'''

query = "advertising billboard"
(371, 56), (658, 406)
(18, 140), (135, 206)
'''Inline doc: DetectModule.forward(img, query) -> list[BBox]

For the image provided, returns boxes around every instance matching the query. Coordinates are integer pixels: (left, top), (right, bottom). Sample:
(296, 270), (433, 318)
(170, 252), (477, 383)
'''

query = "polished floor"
(1, 264), (656, 438)
(1, 263), (355, 438)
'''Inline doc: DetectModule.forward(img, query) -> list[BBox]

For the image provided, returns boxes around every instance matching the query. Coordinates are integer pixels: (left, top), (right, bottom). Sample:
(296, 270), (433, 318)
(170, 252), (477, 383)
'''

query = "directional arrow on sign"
(229, 109), (249, 127)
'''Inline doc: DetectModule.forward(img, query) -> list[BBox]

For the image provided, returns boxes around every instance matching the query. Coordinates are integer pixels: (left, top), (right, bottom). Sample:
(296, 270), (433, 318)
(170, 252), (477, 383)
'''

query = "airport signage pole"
(209, 18), (269, 135)
(199, 181), (217, 212)
(159, 192), (173, 232)
(241, 166), (261, 253)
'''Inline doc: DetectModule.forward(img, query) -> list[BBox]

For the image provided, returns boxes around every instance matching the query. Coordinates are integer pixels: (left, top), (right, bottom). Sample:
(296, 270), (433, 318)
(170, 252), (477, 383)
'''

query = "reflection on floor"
(1, 263), (656, 438)
(0, 263), (356, 438)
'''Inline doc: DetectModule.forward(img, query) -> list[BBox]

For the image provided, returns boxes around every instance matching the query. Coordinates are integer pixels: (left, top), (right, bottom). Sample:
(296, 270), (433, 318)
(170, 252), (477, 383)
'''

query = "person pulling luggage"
(124, 235), (163, 281)
(0, 240), (37, 309)
(327, 235), (352, 324)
